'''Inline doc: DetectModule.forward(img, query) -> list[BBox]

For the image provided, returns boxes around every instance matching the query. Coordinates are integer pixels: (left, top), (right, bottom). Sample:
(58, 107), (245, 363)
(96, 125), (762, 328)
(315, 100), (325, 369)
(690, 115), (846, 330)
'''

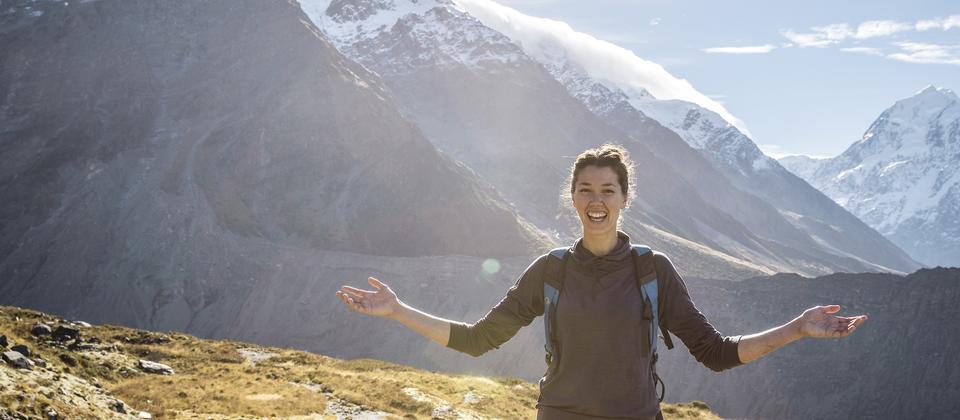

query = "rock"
(10, 344), (30, 358)
(138, 360), (174, 375)
(52, 325), (80, 342)
(31, 324), (52, 337)
(33, 357), (46, 368)
(0, 335), (7, 348)
(46, 409), (57, 420)
(72, 321), (92, 328)
(112, 400), (126, 414)
(68, 339), (97, 351)
(138, 411), (152, 419)
(2, 351), (33, 369)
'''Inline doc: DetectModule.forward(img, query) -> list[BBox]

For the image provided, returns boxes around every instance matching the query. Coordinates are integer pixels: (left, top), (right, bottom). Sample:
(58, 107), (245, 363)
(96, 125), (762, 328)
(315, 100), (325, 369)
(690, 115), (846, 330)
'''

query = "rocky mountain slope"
(1, 305), (723, 419)
(301, 0), (920, 277)
(0, 0), (556, 344)
(780, 86), (960, 267)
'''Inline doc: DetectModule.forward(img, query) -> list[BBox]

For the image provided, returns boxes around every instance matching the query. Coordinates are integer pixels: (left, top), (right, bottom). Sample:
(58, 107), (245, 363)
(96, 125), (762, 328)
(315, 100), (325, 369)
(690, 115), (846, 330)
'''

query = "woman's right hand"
(335, 277), (400, 318)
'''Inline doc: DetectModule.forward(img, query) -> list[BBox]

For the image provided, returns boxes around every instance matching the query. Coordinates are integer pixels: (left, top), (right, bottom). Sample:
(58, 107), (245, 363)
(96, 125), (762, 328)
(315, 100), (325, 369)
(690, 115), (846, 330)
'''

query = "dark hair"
(566, 143), (635, 204)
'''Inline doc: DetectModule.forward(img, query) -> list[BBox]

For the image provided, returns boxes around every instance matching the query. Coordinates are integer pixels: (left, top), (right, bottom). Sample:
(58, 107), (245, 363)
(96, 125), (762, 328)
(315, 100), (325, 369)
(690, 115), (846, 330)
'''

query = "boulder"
(52, 325), (80, 342)
(112, 400), (127, 414)
(2, 351), (33, 369)
(31, 324), (52, 337)
(138, 360), (174, 375)
(0, 335), (7, 348)
(10, 344), (29, 358)
(68, 340), (97, 351)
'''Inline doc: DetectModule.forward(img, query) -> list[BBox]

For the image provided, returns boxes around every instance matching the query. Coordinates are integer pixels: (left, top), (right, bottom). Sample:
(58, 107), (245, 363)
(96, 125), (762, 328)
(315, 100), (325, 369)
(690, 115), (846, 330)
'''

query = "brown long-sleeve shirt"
(447, 233), (742, 419)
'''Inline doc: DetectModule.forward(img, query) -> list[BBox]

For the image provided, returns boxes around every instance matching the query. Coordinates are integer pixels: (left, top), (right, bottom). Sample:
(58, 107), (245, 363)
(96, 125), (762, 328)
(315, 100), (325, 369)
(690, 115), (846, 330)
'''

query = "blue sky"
(495, 0), (959, 158)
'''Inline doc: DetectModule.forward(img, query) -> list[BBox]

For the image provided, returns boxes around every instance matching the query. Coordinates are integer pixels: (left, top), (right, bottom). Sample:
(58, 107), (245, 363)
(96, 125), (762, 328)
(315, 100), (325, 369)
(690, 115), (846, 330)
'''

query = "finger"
(344, 295), (365, 312)
(823, 305), (841, 313)
(340, 286), (372, 298)
(336, 292), (359, 311)
(368, 277), (386, 290)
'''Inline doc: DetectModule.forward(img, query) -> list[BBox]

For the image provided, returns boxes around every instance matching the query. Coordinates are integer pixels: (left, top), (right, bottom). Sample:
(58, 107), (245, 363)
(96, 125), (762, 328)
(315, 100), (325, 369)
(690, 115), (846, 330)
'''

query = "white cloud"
(649, 17), (661, 26)
(758, 144), (830, 160)
(855, 20), (913, 39)
(916, 15), (960, 31)
(454, 0), (750, 134)
(840, 47), (884, 56)
(703, 44), (777, 54)
(782, 15), (956, 48)
(887, 42), (960, 65)
(757, 144), (799, 159)
(780, 24), (852, 48)
(815, 23), (855, 40)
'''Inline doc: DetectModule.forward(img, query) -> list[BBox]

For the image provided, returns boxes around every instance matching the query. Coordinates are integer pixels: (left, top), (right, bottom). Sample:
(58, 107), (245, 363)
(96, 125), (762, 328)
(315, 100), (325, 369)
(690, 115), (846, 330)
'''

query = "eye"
(603, 189), (615, 194)
(578, 189), (590, 193)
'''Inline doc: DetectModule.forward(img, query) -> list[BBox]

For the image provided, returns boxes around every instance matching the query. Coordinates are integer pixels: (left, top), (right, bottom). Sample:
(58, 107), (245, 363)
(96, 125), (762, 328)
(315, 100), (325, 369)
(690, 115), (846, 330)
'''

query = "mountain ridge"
(779, 85), (960, 267)
(302, 0), (921, 276)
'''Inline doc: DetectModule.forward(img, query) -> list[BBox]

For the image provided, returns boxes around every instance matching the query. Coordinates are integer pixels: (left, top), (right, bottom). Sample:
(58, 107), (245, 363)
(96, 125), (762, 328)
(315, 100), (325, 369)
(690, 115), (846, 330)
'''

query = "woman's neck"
(581, 231), (620, 257)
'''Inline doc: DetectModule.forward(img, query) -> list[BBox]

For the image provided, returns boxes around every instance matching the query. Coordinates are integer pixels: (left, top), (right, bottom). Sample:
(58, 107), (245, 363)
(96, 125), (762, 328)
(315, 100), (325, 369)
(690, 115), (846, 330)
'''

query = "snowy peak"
(886, 85), (958, 124)
(303, 0), (454, 41)
(780, 86), (960, 267)
(853, 84), (960, 156)
(325, 0), (395, 23)
(300, 0), (525, 70)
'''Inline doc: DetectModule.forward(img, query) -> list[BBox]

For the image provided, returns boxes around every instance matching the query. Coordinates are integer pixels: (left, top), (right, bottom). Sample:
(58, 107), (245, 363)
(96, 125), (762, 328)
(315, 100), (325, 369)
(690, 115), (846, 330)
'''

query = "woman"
(335, 144), (868, 419)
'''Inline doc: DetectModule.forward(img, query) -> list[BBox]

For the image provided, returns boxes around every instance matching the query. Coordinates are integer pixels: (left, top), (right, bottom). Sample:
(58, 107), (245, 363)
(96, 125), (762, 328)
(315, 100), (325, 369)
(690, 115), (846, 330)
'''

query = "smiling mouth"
(586, 210), (608, 223)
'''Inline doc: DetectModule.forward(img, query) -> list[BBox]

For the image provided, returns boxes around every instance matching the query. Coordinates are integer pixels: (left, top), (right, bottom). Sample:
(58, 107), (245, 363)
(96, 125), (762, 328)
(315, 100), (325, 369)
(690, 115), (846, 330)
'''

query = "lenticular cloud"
(454, 0), (749, 135)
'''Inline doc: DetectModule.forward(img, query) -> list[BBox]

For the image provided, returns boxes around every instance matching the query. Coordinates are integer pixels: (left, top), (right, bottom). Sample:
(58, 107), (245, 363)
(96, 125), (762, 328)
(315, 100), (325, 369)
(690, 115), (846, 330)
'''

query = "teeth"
(587, 211), (607, 222)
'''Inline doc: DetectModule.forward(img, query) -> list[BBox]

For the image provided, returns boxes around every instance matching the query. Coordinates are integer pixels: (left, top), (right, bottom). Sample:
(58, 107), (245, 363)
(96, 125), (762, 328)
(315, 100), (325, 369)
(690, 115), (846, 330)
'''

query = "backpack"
(542, 244), (675, 402)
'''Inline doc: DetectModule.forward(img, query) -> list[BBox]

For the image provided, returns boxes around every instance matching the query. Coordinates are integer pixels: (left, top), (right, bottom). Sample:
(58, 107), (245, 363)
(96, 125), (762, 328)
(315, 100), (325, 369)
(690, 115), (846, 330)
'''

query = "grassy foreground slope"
(0, 306), (717, 419)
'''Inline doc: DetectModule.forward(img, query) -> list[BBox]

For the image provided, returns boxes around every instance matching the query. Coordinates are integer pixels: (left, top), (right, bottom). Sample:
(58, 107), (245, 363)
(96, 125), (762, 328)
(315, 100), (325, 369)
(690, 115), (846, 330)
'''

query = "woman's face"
(572, 165), (627, 237)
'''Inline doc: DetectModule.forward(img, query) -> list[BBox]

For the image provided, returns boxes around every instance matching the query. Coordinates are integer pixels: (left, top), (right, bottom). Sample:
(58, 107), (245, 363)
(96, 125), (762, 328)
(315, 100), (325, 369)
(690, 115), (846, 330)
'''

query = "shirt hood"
(570, 231), (633, 276)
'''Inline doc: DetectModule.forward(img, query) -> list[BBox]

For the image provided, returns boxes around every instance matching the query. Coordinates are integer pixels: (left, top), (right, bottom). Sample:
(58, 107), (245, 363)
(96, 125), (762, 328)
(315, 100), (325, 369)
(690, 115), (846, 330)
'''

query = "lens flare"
(481, 258), (501, 274)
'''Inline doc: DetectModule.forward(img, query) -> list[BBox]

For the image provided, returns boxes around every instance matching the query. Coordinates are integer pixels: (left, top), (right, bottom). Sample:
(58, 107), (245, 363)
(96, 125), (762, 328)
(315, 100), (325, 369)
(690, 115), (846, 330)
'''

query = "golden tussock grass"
(1, 306), (719, 419)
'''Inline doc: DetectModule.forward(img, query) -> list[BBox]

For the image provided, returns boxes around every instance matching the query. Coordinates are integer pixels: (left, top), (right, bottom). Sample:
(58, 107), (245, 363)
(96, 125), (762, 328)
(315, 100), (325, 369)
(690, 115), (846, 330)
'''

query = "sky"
(492, 0), (959, 158)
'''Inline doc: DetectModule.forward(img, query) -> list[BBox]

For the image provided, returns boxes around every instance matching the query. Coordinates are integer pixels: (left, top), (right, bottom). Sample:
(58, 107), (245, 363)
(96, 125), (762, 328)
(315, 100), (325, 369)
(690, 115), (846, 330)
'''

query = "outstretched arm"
(336, 277), (453, 346)
(337, 256), (546, 357)
(737, 305), (868, 364)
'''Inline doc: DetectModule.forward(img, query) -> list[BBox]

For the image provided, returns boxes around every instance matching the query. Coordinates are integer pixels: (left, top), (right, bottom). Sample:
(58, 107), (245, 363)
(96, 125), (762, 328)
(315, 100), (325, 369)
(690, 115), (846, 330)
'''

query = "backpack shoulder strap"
(631, 245), (675, 351)
(650, 251), (675, 351)
(542, 247), (570, 366)
(631, 245), (657, 357)
(632, 245), (673, 402)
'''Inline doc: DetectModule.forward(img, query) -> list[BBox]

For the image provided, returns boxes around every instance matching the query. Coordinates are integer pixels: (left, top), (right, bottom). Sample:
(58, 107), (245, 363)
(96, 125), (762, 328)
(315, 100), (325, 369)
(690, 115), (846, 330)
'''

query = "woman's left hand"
(795, 305), (868, 339)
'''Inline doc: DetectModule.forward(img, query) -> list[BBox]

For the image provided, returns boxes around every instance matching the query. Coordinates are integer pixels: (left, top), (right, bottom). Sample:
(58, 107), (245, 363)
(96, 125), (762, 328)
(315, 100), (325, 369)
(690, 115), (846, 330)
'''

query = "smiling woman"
(567, 144), (633, 256)
(335, 143), (868, 420)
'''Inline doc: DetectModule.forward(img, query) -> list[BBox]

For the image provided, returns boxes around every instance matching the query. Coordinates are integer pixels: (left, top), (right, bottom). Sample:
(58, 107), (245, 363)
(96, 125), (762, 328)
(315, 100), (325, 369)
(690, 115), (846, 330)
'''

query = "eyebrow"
(577, 182), (617, 187)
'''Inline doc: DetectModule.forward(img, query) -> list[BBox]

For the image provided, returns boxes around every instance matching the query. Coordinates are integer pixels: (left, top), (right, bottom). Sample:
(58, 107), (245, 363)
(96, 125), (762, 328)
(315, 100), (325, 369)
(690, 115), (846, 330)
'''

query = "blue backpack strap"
(542, 247), (570, 367)
(631, 245), (657, 357)
(632, 244), (668, 402)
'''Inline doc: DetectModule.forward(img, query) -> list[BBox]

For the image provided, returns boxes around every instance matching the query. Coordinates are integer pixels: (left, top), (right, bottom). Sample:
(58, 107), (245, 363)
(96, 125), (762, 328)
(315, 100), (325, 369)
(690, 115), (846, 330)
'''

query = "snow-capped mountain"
(298, 0), (920, 276)
(780, 86), (960, 267)
(447, 0), (919, 272)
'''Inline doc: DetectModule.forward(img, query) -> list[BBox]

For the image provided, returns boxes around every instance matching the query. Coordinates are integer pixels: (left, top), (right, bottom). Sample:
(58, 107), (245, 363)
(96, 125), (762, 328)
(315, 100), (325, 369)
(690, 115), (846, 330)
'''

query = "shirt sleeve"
(446, 255), (548, 357)
(655, 252), (743, 372)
